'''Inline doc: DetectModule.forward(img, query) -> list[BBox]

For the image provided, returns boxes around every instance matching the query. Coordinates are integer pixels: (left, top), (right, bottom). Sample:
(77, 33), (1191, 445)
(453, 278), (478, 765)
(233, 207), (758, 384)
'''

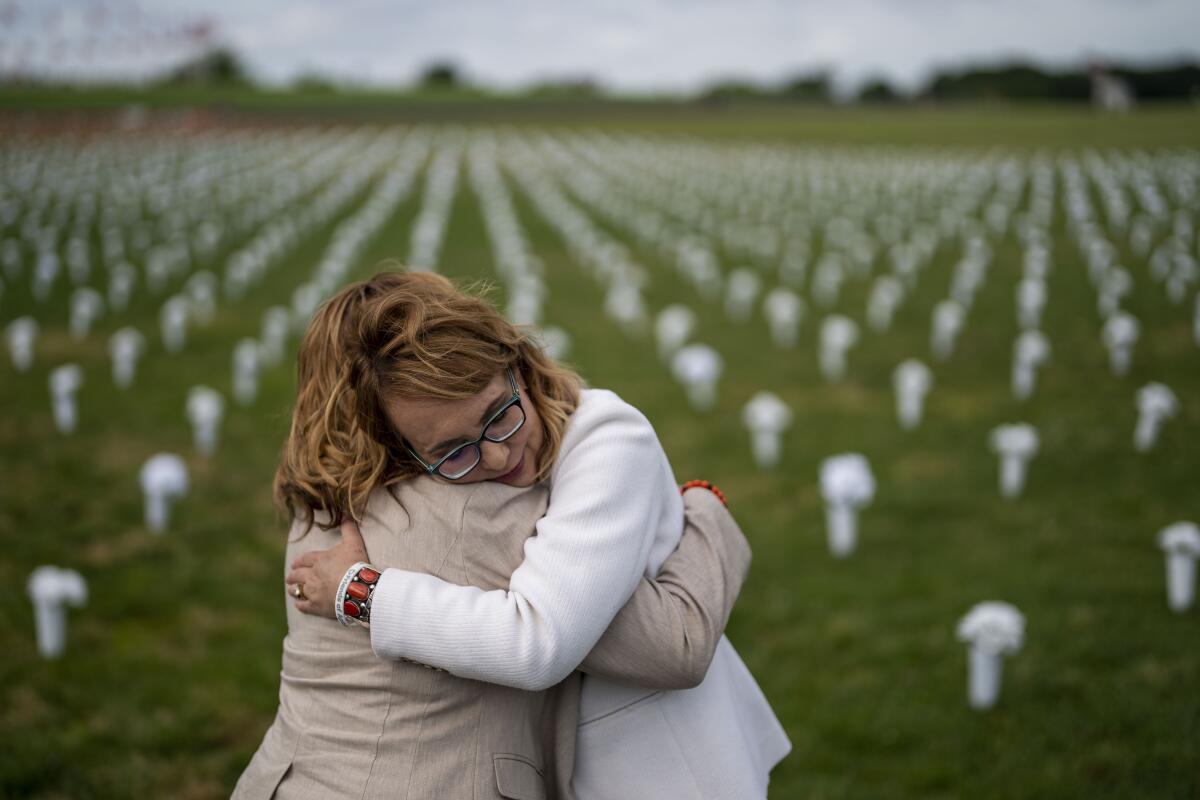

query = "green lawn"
(0, 106), (1197, 799)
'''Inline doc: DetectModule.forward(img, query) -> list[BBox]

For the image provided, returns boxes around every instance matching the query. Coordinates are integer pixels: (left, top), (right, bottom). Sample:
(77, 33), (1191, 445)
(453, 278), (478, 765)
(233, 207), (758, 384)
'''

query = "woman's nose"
(479, 440), (510, 471)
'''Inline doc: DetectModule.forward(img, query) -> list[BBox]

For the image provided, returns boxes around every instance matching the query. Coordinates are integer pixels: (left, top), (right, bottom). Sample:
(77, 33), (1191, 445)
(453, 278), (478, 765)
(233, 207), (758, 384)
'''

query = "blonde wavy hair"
(273, 268), (581, 533)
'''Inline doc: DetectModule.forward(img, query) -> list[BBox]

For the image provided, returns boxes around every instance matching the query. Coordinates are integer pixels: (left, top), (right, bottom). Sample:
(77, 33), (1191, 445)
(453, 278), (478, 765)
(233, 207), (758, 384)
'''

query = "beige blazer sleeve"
(578, 487), (752, 690)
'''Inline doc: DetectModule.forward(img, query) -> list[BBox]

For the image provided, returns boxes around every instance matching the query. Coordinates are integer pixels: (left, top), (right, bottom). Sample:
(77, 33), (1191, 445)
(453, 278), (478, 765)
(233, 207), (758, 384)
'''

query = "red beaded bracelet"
(335, 562), (380, 627)
(680, 479), (727, 507)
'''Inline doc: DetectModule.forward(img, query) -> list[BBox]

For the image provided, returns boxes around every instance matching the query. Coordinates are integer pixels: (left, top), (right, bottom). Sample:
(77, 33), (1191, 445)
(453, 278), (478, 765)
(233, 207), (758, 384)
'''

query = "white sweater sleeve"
(369, 393), (667, 690)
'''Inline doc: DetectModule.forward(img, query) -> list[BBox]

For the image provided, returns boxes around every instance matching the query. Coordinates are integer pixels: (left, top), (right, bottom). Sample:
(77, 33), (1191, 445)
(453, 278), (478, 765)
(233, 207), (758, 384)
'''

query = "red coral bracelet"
(680, 479), (727, 507)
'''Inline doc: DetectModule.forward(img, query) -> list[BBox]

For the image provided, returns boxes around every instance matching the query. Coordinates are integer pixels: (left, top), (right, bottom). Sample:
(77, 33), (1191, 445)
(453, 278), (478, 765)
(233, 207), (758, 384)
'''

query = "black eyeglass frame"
(403, 366), (526, 480)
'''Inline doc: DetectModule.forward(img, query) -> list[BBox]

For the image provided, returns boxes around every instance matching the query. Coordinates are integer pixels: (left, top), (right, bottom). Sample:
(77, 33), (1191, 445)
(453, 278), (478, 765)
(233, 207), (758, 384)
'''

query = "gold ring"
(294, 584), (306, 600)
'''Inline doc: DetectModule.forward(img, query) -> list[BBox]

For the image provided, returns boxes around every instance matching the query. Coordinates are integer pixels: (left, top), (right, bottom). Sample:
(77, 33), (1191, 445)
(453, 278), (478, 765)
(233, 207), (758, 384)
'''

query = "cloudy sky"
(13, 0), (1200, 93)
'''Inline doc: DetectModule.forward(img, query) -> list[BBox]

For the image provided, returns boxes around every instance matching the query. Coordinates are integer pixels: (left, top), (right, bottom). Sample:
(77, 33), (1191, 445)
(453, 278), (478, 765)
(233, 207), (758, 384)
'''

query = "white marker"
(139, 453), (189, 533)
(819, 453), (875, 558)
(989, 423), (1039, 499)
(741, 391), (792, 468)
(957, 601), (1025, 710)
(27, 566), (88, 659)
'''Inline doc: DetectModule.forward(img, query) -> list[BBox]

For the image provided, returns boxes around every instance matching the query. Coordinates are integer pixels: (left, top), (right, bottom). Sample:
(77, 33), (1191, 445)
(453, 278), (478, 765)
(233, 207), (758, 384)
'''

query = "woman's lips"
(497, 454), (525, 482)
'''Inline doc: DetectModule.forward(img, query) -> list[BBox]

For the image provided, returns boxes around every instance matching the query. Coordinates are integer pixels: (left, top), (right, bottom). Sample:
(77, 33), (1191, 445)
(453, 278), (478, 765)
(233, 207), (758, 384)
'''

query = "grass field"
(0, 104), (1198, 799)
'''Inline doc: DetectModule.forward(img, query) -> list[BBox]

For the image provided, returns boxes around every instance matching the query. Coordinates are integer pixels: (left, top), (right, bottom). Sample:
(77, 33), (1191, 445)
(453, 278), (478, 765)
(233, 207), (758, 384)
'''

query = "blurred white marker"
(724, 269), (761, 322)
(956, 601), (1025, 710)
(291, 283), (323, 334)
(259, 306), (291, 368)
(232, 338), (260, 406)
(27, 566), (87, 659)
(139, 453), (189, 533)
(1097, 268), (1132, 318)
(604, 281), (647, 335)
(1102, 312), (1139, 377)
(184, 271), (218, 325)
(534, 326), (571, 362)
(819, 315), (859, 382)
(893, 359), (933, 430)
(160, 295), (189, 354)
(108, 327), (145, 389)
(1134, 382), (1178, 452)
(819, 453), (875, 558)
(655, 304), (696, 362)
(1011, 330), (1051, 401)
(49, 364), (83, 434)
(32, 252), (59, 301)
(931, 300), (965, 361)
(69, 287), (105, 340)
(741, 391), (792, 468)
(108, 261), (137, 312)
(1158, 522), (1200, 613)
(763, 288), (804, 348)
(1016, 278), (1047, 330)
(671, 343), (723, 412)
(867, 276), (904, 332)
(186, 386), (225, 455)
(6, 316), (38, 372)
(989, 423), (1039, 499)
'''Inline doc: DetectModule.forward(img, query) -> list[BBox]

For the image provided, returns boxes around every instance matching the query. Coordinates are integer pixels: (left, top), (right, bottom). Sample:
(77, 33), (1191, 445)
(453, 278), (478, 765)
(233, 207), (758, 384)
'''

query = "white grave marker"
(232, 338), (260, 406)
(108, 262), (137, 312)
(108, 327), (145, 389)
(819, 453), (875, 558)
(956, 601), (1025, 710)
(867, 276), (904, 332)
(819, 315), (859, 382)
(893, 359), (933, 430)
(6, 316), (38, 372)
(763, 288), (804, 348)
(1158, 522), (1200, 613)
(1134, 382), (1178, 452)
(724, 269), (761, 322)
(69, 287), (105, 340)
(260, 306), (291, 368)
(655, 305), (697, 361)
(160, 295), (189, 354)
(139, 453), (189, 533)
(186, 386), (225, 455)
(989, 423), (1039, 499)
(931, 300), (965, 361)
(1011, 331), (1051, 401)
(49, 364), (83, 434)
(741, 391), (792, 468)
(27, 566), (87, 659)
(1016, 278), (1047, 329)
(671, 344), (723, 411)
(1102, 312), (1139, 377)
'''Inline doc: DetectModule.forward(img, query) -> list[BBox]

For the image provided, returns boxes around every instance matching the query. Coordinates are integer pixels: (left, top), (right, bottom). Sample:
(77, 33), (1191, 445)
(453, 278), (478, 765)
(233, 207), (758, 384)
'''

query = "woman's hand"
(285, 518), (370, 618)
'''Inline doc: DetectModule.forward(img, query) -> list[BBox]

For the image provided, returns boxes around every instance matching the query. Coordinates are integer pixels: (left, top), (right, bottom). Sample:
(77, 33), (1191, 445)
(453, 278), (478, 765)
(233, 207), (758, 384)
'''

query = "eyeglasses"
(403, 367), (526, 480)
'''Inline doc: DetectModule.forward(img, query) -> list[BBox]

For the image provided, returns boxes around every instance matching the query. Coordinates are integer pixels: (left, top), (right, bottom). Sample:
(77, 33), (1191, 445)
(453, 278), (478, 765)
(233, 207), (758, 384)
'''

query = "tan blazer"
(233, 477), (749, 800)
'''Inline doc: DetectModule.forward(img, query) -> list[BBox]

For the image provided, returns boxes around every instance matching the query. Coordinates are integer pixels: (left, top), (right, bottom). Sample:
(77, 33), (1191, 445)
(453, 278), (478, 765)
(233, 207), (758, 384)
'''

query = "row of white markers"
(10, 131), (1196, 716)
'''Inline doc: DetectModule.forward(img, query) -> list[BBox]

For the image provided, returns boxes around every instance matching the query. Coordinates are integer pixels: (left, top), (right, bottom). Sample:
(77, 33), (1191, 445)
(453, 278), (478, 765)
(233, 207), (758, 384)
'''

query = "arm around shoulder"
(579, 487), (752, 689)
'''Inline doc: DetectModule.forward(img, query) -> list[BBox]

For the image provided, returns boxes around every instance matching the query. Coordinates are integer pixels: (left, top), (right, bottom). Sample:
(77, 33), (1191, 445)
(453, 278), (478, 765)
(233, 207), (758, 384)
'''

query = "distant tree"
(923, 62), (1089, 101)
(525, 77), (601, 98)
(1112, 62), (1200, 101)
(857, 77), (902, 104)
(419, 60), (462, 89)
(164, 47), (250, 87)
(780, 71), (832, 103)
(291, 71), (339, 93)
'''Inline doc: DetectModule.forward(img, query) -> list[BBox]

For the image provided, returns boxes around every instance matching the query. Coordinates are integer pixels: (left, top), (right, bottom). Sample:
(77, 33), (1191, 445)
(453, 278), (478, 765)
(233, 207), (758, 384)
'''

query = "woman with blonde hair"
(273, 269), (789, 797)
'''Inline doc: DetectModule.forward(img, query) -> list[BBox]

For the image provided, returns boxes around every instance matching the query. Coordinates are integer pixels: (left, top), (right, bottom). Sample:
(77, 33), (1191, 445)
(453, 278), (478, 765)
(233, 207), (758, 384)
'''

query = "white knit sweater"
(369, 388), (684, 690)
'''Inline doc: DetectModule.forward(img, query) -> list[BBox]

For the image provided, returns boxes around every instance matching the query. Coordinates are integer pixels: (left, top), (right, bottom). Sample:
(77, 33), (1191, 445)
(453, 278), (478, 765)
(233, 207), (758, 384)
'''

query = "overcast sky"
(14, 0), (1200, 93)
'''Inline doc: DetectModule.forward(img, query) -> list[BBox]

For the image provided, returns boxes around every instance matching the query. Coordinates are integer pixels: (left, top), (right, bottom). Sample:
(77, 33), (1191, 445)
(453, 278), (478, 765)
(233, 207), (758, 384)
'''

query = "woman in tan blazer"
(236, 475), (749, 799)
